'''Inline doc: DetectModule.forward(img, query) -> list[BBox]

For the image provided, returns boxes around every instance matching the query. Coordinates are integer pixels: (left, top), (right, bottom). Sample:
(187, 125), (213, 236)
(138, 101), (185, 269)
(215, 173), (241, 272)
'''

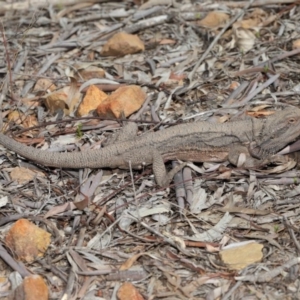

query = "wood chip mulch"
(1, 0), (300, 299)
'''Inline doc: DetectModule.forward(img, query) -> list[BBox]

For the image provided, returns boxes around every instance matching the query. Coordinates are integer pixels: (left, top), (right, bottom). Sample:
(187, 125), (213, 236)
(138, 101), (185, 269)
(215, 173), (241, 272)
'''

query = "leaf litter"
(1, 0), (300, 299)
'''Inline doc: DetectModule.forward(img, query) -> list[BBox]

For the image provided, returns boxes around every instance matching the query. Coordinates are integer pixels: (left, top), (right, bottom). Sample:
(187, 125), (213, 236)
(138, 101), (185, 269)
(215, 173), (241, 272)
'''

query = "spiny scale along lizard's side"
(1, 107), (300, 186)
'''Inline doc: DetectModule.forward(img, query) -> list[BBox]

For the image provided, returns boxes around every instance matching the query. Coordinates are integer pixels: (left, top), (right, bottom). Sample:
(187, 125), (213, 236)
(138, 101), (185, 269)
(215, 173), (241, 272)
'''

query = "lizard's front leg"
(228, 145), (290, 167)
(228, 145), (262, 167)
(123, 148), (186, 187)
(152, 150), (187, 187)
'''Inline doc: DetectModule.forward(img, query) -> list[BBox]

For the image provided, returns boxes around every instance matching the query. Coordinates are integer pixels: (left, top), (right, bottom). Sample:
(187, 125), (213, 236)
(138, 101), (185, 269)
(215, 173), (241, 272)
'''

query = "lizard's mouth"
(250, 138), (298, 159)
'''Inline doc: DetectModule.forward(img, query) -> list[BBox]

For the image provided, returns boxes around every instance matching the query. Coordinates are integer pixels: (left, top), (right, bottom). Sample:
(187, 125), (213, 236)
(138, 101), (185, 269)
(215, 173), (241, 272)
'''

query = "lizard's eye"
(288, 118), (296, 124)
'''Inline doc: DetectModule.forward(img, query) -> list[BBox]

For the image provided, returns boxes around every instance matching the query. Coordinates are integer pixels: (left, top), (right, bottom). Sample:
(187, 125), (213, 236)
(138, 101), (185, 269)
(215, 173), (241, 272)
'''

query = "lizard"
(0, 107), (300, 187)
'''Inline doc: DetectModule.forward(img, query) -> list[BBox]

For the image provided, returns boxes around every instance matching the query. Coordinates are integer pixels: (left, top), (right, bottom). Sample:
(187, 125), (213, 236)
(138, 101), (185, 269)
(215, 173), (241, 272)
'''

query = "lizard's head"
(251, 107), (300, 158)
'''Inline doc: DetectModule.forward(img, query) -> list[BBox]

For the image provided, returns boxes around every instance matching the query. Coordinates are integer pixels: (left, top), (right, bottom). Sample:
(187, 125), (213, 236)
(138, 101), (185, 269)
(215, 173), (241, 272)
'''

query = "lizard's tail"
(0, 133), (113, 169)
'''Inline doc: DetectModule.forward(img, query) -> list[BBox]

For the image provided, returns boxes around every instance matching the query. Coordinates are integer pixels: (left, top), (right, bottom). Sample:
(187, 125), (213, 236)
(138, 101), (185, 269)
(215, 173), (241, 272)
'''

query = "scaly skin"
(1, 107), (300, 186)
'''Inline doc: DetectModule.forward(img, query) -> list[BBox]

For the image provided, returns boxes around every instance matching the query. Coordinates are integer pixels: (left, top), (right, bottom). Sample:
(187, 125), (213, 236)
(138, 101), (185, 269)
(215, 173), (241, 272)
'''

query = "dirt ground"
(1, 0), (300, 299)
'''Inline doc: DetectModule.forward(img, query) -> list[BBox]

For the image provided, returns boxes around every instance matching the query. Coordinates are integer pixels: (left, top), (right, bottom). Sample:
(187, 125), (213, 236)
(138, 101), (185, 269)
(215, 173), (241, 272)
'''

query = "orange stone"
(117, 282), (144, 300)
(23, 275), (49, 300)
(5, 219), (51, 263)
(96, 85), (146, 118)
(101, 32), (144, 57)
(77, 85), (107, 116)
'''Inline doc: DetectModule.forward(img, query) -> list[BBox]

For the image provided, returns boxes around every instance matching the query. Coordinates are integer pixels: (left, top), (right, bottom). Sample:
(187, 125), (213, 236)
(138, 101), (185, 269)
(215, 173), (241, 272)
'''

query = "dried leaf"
(44, 202), (76, 219)
(120, 253), (145, 271)
(197, 11), (229, 28)
(233, 27), (257, 53)
(10, 167), (44, 184)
